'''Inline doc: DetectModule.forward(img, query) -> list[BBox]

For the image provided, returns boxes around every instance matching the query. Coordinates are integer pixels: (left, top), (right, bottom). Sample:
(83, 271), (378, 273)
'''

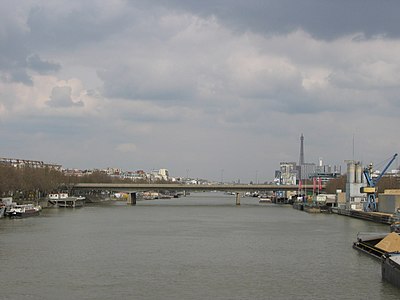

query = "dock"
(48, 194), (85, 208)
(333, 208), (399, 224)
(52, 197), (85, 208)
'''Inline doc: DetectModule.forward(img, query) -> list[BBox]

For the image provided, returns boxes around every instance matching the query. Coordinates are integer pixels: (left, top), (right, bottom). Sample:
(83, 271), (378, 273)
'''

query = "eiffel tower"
(299, 133), (304, 165)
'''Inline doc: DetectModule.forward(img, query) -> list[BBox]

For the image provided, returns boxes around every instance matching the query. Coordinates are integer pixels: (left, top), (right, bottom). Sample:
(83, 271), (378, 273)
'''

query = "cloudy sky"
(1, 0), (400, 182)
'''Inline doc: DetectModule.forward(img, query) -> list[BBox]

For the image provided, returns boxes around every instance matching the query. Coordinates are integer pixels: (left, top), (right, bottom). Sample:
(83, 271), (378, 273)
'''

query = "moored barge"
(382, 253), (400, 288)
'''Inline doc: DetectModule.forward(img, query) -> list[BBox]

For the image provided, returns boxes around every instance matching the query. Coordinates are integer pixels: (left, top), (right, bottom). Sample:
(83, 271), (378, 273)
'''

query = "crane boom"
(362, 153), (398, 211)
(374, 153), (398, 184)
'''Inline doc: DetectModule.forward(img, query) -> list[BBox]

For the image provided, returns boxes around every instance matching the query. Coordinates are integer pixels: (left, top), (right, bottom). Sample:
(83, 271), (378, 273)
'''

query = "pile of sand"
(376, 232), (400, 252)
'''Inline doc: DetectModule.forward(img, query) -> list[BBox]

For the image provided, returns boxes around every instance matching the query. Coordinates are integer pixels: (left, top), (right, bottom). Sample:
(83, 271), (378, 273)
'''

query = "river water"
(1, 192), (400, 300)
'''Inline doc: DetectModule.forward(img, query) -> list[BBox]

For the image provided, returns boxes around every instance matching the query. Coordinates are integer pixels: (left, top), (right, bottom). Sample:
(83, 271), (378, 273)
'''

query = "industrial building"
(345, 160), (366, 210)
(344, 154), (399, 213)
(378, 190), (400, 215)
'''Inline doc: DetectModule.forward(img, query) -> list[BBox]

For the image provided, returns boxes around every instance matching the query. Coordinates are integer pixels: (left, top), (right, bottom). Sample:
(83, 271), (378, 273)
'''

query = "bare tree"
(325, 175), (347, 194)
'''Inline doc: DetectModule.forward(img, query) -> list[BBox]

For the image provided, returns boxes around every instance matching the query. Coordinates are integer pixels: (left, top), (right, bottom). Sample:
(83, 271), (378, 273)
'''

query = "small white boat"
(259, 197), (272, 203)
(1, 197), (14, 217)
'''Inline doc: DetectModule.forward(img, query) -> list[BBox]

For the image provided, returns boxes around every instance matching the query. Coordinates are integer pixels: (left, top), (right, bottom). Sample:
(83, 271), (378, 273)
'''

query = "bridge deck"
(73, 183), (318, 192)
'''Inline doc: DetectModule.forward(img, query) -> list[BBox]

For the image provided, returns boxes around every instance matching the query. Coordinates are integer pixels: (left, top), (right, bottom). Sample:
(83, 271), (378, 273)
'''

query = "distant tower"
(299, 134), (305, 165)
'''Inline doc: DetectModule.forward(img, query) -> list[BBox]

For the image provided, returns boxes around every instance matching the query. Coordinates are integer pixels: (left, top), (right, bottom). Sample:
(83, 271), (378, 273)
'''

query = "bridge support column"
(127, 192), (137, 205)
(235, 192), (240, 206)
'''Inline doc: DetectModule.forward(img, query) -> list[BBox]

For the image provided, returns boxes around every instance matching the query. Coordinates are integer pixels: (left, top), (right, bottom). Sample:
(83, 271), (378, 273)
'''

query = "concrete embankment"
(332, 208), (399, 225)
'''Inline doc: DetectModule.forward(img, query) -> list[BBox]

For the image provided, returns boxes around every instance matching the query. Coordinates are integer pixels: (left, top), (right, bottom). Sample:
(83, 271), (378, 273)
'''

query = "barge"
(334, 208), (399, 225)
(352, 232), (390, 259)
(353, 231), (400, 258)
(382, 253), (400, 288)
(353, 231), (400, 289)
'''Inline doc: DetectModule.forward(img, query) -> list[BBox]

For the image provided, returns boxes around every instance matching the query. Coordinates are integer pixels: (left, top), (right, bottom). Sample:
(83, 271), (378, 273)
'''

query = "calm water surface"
(1, 192), (400, 300)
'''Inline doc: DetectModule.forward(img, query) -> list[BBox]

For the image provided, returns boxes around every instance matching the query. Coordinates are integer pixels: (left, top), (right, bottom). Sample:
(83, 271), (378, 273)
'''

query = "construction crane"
(361, 153), (398, 211)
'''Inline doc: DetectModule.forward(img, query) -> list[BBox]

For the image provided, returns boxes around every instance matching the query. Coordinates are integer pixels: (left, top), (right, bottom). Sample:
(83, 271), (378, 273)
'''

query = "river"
(1, 192), (400, 300)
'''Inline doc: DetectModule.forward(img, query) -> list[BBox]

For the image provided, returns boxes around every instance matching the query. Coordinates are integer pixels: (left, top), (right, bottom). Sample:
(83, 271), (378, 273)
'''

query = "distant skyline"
(1, 1), (400, 183)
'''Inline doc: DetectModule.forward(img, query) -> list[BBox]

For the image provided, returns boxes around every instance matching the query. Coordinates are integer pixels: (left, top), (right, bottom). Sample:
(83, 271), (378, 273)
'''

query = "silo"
(355, 163), (363, 183)
(347, 161), (355, 183)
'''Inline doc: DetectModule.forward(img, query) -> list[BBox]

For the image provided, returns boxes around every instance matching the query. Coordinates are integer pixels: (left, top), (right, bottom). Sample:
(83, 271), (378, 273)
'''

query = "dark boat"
(352, 232), (389, 259)
(382, 253), (400, 288)
(390, 222), (400, 233)
(7, 204), (41, 218)
(353, 231), (400, 259)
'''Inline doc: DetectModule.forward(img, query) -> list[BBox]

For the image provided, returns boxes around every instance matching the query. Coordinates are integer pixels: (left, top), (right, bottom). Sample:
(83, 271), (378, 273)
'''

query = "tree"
(0, 165), (19, 196)
(325, 175), (347, 194)
(377, 175), (400, 193)
(0, 164), (176, 201)
(80, 171), (113, 183)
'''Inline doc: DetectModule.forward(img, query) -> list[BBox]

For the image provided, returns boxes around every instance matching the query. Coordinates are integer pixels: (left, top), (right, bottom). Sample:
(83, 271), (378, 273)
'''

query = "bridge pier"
(235, 192), (240, 206)
(127, 192), (137, 205)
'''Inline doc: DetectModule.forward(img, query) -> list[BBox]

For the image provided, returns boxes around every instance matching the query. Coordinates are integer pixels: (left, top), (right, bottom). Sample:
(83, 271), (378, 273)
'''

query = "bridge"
(73, 183), (319, 205)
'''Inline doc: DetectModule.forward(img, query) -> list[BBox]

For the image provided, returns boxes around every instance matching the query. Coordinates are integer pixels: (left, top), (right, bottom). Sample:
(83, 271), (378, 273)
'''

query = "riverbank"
(292, 201), (400, 225)
(332, 208), (400, 224)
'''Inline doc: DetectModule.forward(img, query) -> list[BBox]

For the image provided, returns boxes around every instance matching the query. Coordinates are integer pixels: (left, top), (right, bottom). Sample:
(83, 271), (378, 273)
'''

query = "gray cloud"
(46, 86), (84, 108)
(0, 4), (61, 85)
(1, 0), (400, 182)
(98, 64), (196, 102)
(148, 0), (400, 39)
(0, 17), (32, 84)
(27, 54), (61, 74)
(26, 3), (136, 51)
(1, 69), (33, 85)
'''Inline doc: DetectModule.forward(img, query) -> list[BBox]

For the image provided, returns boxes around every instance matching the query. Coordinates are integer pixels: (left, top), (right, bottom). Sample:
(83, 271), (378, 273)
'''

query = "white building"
(158, 169), (169, 180)
(150, 169), (170, 181)
(279, 162), (297, 185)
